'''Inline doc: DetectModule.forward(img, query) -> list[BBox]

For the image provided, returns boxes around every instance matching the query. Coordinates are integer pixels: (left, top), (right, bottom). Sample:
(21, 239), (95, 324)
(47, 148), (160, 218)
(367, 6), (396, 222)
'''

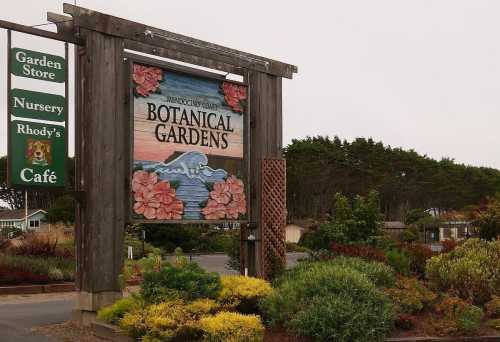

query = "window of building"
(29, 220), (40, 228)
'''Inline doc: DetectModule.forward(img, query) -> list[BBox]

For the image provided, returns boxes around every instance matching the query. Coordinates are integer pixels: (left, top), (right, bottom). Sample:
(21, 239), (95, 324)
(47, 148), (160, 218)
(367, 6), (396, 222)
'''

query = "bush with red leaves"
(441, 239), (458, 253)
(0, 265), (50, 285)
(330, 242), (387, 263)
(11, 234), (73, 259)
(400, 243), (434, 277)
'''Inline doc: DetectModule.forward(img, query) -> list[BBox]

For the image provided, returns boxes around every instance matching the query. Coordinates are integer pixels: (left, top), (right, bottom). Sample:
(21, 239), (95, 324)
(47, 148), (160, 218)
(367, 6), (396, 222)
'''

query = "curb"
(387, 336), (500, 342)
(91, 321), (134, 342)
(0, 282), (75, 295)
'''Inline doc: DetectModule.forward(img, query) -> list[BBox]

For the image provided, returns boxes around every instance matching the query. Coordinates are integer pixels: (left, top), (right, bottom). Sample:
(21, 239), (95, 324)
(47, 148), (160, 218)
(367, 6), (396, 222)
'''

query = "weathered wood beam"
(124, 39), (245, 76)
(0, 19), (82, 45)
(62, 3), (298, 79)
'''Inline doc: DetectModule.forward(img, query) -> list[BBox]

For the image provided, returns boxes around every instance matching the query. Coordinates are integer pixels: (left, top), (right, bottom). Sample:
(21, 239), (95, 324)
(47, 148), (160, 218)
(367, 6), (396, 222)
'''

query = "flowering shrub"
(141, 262), (221, 303)
(221, 82), (247, 113)
(201, 175), (246, 220)
(198, 311), (264, 342)
(330, 242), (387, 263)
(426, 238), (500, 304)
(218, 275), (272, 313)
(132, 170), (183, 220)
(133, 64), (163, 97)
(384, 277), (437, 314)
(434, 296), (484, 333)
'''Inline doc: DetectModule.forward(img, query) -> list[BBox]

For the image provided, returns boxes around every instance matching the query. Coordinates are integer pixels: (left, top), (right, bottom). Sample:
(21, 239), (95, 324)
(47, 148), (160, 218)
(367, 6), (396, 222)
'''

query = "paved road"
(0, 297), (73, 342)
(0, 253), (308, 341)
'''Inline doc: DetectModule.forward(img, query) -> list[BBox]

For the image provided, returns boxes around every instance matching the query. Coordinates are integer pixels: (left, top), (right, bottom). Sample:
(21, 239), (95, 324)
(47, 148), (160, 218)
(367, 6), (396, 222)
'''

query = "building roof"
(0, 209), (47, 221)
(383, 221), (406, 229)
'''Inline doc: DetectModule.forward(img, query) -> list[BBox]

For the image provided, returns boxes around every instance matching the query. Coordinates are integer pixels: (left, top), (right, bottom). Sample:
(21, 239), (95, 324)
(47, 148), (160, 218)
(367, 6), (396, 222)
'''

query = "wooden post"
(74, 29), (127, 318)
(248, 71), (283, 277)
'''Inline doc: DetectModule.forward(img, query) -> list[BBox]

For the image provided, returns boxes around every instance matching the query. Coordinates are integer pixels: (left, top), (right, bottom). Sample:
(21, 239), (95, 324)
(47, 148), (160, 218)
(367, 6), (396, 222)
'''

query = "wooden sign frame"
(125, 53), (251, 225)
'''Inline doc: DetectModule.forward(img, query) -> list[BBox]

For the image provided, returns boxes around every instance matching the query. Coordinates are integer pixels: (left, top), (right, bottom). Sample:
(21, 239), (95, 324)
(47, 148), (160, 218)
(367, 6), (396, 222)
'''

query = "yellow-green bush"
(119, 298), (218, 341)
(426, 238), (500, 304)
(198, 311), (264, 342)
(385, 277), (437, 314)
(97, 295), (143, 324)
(218, 275), (272, 313)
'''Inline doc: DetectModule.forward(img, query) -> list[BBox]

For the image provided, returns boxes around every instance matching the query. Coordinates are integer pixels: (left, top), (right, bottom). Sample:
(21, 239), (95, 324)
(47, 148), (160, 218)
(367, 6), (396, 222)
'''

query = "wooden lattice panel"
(261, 158), (286, 279)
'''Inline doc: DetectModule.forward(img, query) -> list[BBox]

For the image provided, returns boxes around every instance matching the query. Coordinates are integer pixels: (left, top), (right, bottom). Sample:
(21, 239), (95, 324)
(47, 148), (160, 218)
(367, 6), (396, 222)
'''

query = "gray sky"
(2, 0), (500, 168)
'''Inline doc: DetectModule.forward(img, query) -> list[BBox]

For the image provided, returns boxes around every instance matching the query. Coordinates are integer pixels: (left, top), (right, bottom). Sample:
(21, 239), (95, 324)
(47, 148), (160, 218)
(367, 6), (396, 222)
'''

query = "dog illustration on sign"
(26, 139), (52, 166)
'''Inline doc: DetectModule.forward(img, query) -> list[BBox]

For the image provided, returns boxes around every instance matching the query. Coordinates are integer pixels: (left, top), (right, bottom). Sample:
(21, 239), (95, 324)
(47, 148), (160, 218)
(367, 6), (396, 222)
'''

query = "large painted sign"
(132, 62), (247, 222)
(7, 39), (67, 188)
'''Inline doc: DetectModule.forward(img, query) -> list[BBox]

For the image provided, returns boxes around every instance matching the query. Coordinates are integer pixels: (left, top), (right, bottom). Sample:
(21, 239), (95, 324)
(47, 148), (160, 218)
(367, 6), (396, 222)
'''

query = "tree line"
(285, 136), (500, 220)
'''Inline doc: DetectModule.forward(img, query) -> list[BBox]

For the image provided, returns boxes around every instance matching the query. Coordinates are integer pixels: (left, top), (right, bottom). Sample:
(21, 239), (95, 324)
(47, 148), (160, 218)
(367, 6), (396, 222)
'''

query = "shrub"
(395, 314), (416, 330)
(400, 243), (434, 277)
(224, 230), (240, 271)
(426, 238), (500, 304)
(11, 233), (58, 257)
(486, 318), (500, 330)
(120, 298), (219, 341)
(260, 261), (394, 342)
(435, 296), (484, 333)
(218, 275), (272, 313)
(198, 312), (264, 342)
(141, 262), (221, 303)
(385, 249), (411, 275)
(330, 242), (387, 263)
(48, 267), (64, 281)
(0, 253), (75, 284)
(400, 226), (419, 243)
(384, 277), (437, 314)
(441, 239), (458, 253)
(0, 264), (50, 285)
(485, 295), (500, 319)
(97, 296), (144, 324)
(318, 256), (395, 287)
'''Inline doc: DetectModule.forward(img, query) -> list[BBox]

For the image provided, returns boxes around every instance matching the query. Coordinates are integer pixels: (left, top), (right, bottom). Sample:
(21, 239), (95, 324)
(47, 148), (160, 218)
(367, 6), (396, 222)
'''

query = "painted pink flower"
(156, 199), (183, 220)
(222, 82), (247, 113)
(202, 175), (246, 220)
(201, 200), (227, 220)
(132, 170), (158, 195)
(210, 182), (231, 205)
(132, 170), (184, 220)
(133, 64), (163, 97)
(134, 190), (160, 219)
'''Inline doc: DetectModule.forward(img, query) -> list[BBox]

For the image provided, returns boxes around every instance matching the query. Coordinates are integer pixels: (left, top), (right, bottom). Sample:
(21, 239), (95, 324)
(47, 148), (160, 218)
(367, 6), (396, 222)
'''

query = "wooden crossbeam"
(0, 19), (82, 45)
(62, 3), (298, 79)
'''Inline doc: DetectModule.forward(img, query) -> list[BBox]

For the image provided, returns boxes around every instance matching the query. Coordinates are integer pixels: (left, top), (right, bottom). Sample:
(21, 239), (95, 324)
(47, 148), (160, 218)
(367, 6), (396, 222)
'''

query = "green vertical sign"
(8, 42), (68, 188)
(10, 48), (66, 83)
(9, 121), (66, 187)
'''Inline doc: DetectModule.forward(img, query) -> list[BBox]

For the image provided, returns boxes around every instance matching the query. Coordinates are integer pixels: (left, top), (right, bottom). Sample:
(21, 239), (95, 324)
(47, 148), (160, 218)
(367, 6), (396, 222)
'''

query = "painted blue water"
(138, 151), (227, 220)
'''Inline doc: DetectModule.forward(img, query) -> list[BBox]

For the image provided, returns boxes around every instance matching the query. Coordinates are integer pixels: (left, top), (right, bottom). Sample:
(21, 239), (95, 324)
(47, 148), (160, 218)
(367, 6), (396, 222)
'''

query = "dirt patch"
(264, 327), (309, 342)
(33, 321), (112, 342)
